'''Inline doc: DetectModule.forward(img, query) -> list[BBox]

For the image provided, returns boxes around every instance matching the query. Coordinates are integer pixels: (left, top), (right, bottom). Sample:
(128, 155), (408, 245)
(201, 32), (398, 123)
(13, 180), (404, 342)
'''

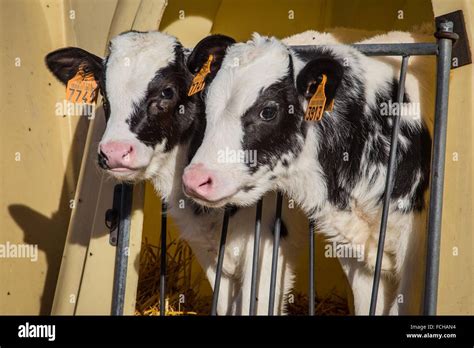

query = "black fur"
(127, 44), (197, 151)
(187, 34), (236, 86)
(241, 56), (306, 173)
(45, 47), (103, 85)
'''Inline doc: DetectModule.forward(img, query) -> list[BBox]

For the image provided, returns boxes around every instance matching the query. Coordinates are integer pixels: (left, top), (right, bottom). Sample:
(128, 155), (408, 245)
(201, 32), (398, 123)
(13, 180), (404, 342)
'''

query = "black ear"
(296, 58), (344, 104)
(45, 47), (103, 85)
(187, 34), (236, 82)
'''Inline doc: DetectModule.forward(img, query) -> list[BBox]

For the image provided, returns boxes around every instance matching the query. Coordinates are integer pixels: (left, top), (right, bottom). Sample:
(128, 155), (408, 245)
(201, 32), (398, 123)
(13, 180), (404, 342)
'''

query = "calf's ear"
(187, 34), (236, 82)
(45, 47), (103, 85)
(296, 58), (344, 105)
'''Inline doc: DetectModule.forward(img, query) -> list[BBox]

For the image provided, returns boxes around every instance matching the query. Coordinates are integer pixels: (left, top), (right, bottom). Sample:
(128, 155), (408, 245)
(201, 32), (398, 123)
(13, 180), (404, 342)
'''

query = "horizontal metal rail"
(293, 42), (438, 56)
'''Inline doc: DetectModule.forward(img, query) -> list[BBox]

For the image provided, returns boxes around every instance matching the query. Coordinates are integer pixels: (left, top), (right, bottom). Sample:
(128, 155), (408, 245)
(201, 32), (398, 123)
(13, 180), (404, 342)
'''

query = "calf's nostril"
(198, 177), (212, 187)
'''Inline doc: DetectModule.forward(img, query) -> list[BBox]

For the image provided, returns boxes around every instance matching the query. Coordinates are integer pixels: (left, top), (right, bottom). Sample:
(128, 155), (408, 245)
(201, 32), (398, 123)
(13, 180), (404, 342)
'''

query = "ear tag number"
(66, 66), (99, 104)
(188, 54), (214, 96)
(304, 74), (332, 121)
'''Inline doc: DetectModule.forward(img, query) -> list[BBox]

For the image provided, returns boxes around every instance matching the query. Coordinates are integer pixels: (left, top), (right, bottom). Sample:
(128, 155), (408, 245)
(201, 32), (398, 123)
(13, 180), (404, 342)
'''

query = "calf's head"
(183, 34), (344, 208)
(46, 32), (234, 183)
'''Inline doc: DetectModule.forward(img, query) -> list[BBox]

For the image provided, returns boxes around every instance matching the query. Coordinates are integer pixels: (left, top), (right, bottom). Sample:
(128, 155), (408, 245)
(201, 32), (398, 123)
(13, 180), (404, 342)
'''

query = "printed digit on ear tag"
(65, 67), (99, 104)
(188, 54), (214, 96)
(304, 74), (327, 121)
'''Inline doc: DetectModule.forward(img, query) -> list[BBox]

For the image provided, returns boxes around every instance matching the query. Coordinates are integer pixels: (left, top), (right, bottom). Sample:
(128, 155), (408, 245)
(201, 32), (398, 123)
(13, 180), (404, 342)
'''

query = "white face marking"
(99, 31), (179, 179)
(205, 34), (290, 126)
(102, 31), (177, 142)
(186, 35), (294, 207)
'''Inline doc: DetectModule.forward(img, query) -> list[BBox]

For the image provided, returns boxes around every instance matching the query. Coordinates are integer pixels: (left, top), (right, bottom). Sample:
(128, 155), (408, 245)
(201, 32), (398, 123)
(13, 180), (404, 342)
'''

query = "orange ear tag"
(65, 66), (98, 104)
(304, 74), (328, 121)
(188, 54), (214, 96)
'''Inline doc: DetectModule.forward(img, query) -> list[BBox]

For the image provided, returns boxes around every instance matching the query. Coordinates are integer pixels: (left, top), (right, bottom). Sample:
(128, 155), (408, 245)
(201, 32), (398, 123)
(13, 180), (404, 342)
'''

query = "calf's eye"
(161, 87), (174, 99)
(259, 106), (277, 121)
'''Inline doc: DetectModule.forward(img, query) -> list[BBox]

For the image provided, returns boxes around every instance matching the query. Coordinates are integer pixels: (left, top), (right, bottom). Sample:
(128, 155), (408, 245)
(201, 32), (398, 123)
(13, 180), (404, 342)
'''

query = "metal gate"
(109, 20), (459, 316)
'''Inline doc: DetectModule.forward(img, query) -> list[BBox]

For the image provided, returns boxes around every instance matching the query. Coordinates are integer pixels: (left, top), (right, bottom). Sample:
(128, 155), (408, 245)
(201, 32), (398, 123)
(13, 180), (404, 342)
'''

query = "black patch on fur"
(241, 63), (306, 173)
(308, 51), (431, 212)
(369, 79), (431, 212)
(127, 44), (197, 151)
(238, 45), (430, 214)
(296, 56), (344, 105)
(187, 34), (236, 86)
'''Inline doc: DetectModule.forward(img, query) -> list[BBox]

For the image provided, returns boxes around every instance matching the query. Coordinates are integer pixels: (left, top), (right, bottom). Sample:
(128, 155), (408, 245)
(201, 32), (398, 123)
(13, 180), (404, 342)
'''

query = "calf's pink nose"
(100, 142), (134, 169)
(182, 164), (215, 199)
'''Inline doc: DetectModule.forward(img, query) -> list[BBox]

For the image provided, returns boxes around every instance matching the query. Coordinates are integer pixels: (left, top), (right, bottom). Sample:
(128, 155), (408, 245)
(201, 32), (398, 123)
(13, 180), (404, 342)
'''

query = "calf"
(46, 31), (305, 315)
(183, 33), (433, 314)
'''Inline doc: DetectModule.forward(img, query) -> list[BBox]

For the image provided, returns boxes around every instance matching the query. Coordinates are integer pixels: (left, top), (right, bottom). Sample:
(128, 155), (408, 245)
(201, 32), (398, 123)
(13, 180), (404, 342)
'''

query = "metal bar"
(293, 43), (438, 56)
(211, 208), (231, 315)
(111, 183), (133, 315)
(160, 201), (168, 316)
(309, 220), (315, 316)
(369, 56), (410, 315)
(424, 21), (455, 315)
(268, 193), (283, 315)
(249, 199), (263, 315)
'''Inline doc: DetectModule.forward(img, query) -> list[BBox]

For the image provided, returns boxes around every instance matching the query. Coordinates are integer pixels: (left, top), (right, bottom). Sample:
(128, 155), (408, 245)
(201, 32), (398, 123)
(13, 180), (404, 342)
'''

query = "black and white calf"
(46, 31), (305, 315)
(183, 33), (433, 315)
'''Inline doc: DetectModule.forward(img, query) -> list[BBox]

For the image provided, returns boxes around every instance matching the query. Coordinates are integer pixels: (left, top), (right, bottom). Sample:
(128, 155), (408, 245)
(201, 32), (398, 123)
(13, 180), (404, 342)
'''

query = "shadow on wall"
(8, 111), (91, 315)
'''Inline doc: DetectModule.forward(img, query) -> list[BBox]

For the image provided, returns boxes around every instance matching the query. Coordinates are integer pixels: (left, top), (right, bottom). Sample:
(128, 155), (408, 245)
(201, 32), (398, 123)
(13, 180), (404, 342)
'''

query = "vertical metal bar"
(268, 193), (283, 315)
(249, 199), (263, 315)
(424, 21), (455, 315)
(369, 56), (410, 315)
(211, 208), (231, 315)
(309, 220), (315, 315)
(160, 201), (168, 316)
(111, 183), (133, 315)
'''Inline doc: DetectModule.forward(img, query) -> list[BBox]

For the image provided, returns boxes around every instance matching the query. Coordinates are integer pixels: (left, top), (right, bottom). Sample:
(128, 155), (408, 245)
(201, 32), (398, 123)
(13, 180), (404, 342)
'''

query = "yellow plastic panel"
(159, 0), (221, 47)
(0, 0), (97, 315)
(54, 0), (167, 315)
(211, 0), (434, 41)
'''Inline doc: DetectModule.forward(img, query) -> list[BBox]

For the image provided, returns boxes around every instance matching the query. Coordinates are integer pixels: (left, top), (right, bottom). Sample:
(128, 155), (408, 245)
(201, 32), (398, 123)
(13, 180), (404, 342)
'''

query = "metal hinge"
(436, 10), (472, 69)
